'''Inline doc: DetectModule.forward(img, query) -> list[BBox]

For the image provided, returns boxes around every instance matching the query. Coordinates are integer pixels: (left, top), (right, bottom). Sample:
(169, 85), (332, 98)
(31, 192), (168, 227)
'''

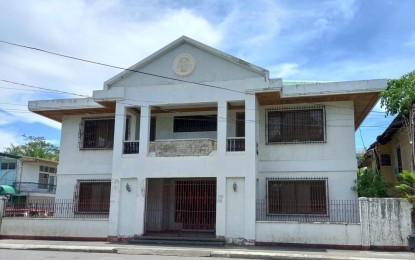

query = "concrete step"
(128, 236), (225, 246)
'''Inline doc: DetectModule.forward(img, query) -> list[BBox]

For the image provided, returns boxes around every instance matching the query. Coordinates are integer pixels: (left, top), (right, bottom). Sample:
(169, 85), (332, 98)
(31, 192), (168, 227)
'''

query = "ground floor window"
(267, 178), (327, 215)
(74, 179), (111, 213)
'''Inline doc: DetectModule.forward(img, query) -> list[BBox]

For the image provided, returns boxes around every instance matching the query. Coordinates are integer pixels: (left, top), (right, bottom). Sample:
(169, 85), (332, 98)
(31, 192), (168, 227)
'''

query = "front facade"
(29, 36), (386, 242)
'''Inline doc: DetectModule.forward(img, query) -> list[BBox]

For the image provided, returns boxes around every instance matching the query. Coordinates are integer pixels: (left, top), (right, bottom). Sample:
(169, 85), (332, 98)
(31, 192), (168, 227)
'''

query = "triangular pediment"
(104, 36), (269, 89)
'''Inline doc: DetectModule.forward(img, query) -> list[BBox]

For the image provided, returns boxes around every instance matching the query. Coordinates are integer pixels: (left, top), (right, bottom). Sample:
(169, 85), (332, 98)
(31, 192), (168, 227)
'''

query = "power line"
(0, 40), (251, 96)
(0, 78), (396, 128)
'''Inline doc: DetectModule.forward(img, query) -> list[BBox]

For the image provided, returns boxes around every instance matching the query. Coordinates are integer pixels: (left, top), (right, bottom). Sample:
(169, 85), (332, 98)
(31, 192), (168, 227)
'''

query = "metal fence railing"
(3, 199), (109, 219)
(226, 137), (245, 152)
(256, 199), (360, 223)
(13, 182), (56, 194)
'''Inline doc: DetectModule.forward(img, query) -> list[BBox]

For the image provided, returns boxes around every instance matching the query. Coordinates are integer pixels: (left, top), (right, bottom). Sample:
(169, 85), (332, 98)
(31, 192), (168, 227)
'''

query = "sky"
(0, 0), (414, 153)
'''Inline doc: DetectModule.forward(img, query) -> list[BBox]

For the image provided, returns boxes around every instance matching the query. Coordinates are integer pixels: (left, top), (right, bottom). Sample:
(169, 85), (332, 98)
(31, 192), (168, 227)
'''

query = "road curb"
(0, 244), (117, 253)
(0, 244), (408, 260)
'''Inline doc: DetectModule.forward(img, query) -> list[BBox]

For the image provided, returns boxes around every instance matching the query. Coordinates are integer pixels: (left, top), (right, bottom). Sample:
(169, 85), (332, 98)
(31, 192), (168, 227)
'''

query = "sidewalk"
(0, 239), (413, 259)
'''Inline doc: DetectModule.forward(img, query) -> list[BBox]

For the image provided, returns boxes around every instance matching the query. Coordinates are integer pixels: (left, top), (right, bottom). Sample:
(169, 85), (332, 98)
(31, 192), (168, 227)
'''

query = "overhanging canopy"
(0, 185), (17, 195)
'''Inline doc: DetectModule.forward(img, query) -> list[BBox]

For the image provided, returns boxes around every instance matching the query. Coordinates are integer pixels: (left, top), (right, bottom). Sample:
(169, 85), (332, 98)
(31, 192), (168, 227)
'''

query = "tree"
(380, 70), (415, 116)
(353, 169), (392, 197)
(3, 135), (59, 161)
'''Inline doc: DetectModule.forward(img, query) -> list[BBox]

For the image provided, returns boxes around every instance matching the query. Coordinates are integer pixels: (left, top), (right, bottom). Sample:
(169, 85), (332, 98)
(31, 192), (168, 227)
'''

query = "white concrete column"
(108, 102), (126, 237)
(139, 105), (151, 157)
(359, 197), (370, 249)
(112, 102), (126, 160)
(215, 176), (226, 238)
(244, 94), (258, 243)
(217, 100), (228, 156)
(135, 178), (147, 235)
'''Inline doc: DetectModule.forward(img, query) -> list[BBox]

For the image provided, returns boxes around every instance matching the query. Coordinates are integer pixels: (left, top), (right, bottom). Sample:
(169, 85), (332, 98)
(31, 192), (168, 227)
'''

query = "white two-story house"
(29, 36), (386, 243)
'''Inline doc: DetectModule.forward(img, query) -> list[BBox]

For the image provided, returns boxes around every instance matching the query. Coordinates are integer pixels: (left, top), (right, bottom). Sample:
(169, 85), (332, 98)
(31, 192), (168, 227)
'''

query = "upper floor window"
(1, 162), (16, 170)
(266, 106), (325, 144)
(79, 117), (115, 150)
(380, 154), (391, 166)
(173, 115), (217, 132)
(38, 165), (56, 190)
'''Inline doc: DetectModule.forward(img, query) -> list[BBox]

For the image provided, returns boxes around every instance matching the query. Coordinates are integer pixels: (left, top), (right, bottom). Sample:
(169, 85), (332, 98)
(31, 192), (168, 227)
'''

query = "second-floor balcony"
(121, 102), (246, 157)
(13, 182), (56, 194)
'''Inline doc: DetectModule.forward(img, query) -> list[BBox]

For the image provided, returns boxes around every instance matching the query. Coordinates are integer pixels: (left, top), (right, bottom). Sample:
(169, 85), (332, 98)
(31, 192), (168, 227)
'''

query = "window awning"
(0, 185), (17, 195)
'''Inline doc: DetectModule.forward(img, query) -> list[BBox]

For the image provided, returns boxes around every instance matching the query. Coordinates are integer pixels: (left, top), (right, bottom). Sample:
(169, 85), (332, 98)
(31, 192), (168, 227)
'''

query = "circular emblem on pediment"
(173, 53), (195, 76)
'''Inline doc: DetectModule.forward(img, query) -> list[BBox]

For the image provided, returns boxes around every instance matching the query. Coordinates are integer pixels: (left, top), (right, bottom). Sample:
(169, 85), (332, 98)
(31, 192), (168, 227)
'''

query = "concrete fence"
(256, 198), (413, 250)
(0, 196), (413, 249)
(0, 196), (108, 241)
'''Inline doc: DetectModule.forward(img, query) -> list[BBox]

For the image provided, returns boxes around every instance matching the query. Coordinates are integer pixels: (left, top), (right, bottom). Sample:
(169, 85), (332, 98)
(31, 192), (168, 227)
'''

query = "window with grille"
(267, 106), (325, 144)
(38, 165), (57, 189)
(74, 179), (111, 213)
(395, 146), (402, 174)
(79, 117), (115, 149)
(173, 115), (217, 132)
(267, 178), (327, 215)
(380, 154), (392, 166)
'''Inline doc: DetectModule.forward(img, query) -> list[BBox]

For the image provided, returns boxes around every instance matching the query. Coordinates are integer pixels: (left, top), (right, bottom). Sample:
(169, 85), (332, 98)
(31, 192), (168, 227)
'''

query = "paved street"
(0, 239), (414, 259)
(0, 249), (242, 260)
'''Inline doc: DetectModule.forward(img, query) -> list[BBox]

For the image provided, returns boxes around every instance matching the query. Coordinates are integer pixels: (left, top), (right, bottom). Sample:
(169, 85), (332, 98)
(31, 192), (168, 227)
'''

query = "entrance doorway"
(144, 178), (216, 237)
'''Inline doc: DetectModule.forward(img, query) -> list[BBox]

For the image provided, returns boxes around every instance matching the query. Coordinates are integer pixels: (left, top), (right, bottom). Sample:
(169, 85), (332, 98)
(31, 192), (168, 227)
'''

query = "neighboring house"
(359, 114), (413, 183)
(0, 152), (58, 202)
(28, 36), (386, 242)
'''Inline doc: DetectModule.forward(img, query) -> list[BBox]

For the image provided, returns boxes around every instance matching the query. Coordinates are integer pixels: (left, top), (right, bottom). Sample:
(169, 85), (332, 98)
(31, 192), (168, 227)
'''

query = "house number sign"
(173, 53), (195, 76)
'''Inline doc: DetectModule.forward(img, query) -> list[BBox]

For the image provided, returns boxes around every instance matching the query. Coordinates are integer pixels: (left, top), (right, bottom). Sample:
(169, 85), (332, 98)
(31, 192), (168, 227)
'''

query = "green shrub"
(353, 169), (392, 197)
(396, 170), (415, 204)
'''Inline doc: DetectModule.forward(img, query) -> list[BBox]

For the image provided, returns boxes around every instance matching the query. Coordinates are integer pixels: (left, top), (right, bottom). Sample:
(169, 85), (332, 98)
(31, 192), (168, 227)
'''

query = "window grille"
(266, 106), (326, 144)
(74, 179), (111, 213)
(396, 146), (402, 174)
(173, 115), (217, 132)
(267, 177), (328, 215)
(78, 117), (115, 150)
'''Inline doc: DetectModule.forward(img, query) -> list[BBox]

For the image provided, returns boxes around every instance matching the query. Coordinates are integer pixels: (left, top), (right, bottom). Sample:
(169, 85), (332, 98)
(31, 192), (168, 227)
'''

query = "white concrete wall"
(111, 43), (264, 88)
(256, 222), (362, 246)
(0, 218), (109, 239)
(360, 198), (413, 248)
(155, 111), (218, 140)
(257, 101), (358, 201)
(56, 114), (113, 200)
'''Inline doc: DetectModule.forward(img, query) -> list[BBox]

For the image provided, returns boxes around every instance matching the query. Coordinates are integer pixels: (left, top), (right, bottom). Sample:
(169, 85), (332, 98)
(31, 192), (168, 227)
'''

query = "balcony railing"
(123, 140), (140, 154)
(227, 137), (245, 152)
(149, 139), (217, 157)
(13, 182), (56, 194)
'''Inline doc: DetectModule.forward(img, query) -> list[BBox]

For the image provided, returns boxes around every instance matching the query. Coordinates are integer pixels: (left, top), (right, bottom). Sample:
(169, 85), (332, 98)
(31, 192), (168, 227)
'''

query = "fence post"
(359, 197), (370, 250)
(0, 195), (7, 218)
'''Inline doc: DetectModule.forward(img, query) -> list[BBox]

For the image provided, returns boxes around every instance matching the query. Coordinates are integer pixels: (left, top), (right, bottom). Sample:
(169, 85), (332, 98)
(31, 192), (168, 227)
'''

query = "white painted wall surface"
(55, 114), (113, 200)
(257, 101), (358, 201)
(0, 218), (109, 238)
(256, 222), (362, 246)
(226, 177), (245, 238)
(361, 198), (413, 247)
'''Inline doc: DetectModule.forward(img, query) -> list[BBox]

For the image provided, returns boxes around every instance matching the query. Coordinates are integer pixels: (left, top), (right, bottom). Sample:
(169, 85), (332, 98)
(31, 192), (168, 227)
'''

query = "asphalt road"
(0, 249), (246, 260)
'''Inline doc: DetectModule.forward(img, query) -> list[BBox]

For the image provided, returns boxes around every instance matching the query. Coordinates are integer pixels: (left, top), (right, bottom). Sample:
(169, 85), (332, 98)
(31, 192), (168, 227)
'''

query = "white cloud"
(269, 63), (300, 78)
(406, 31), (415, 47)
(0, 0), (223, 132)
(0, 129), (22, 151)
